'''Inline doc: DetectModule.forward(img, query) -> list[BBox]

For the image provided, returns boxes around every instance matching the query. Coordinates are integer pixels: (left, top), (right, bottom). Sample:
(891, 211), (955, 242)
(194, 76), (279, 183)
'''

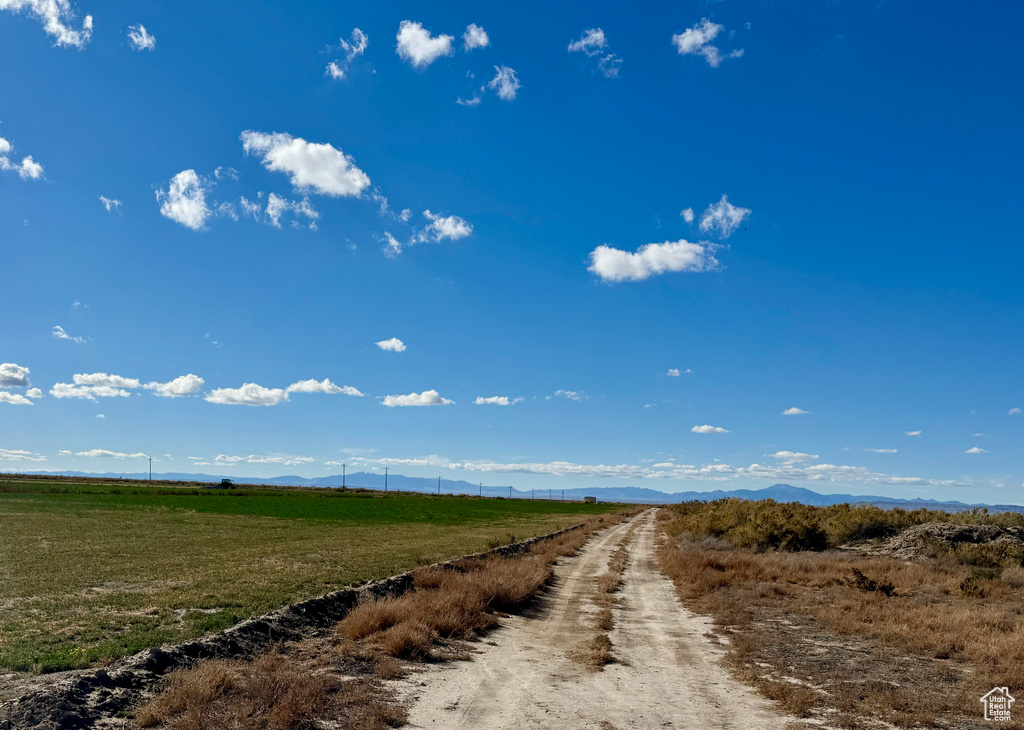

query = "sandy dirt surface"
(397, 511), (805, 730)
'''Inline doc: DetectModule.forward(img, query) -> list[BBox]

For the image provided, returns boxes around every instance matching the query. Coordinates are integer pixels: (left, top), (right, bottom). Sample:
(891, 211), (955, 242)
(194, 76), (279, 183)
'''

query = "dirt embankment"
(0, 525), (586, 730)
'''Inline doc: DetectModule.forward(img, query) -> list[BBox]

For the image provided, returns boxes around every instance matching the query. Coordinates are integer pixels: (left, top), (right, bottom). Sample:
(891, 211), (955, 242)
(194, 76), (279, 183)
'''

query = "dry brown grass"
(656, 508), (1024, 728)
(134, 650), (406, 730)
(567, 635), (614, 671)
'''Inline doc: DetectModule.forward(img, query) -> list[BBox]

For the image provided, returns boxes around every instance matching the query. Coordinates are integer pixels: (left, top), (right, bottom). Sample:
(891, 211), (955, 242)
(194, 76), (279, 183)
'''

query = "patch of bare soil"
(398, 512), (803, 729)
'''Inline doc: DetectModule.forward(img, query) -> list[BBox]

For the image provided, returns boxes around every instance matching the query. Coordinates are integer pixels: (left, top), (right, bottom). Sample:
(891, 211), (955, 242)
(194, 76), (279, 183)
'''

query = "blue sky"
(1, 0), (1021, 502)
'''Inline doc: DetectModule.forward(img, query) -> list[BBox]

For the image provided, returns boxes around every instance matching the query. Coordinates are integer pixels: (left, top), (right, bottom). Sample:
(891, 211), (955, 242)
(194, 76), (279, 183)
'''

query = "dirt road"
(397, 511), (802, 730)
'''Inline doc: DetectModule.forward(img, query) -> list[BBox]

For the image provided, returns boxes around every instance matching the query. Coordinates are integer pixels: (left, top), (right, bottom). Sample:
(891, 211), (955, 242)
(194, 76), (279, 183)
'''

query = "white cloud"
(0, 448), (45, 461)
(456, 94), (482, 107)
(215, 454), (245, 463)
(691, 424), (729, 434)
(771, 451), (818, 461)
(205, 383), (289, 407)
(156, 169), (211, 230)
(782, 407), (809, 415)
(26, 388), (42, 399)
(865, 448), (897, 454)
(52, 325), (85, 343)
(588, 239), (719, 282)
(906, 430), (922, 437)
(1010, 408), (1022, 416)
(680, 207), (694, 223)
(241, 131), (370, 197)
(95, 414), (104, 419)
(396, 21), (453, 68)
(0, 363), (30, 388)
(667, 368), (680, 377)
(965, 446), (988, 454)
(381, 231), (403, 257)
(550, 389), (588, 402)
(412, 210), (473, 245)
(50, 381), (133, 400)
(0, 136), (44, 179)
(463, 23), (488, 51)
(0, 0), (92, 48)
(144, 374), (204, 398)
(265, 192), (319, 228)
(75, 449), (147, 459)
(73, 372), (140, 388)
(672, 18), (743, 67)
(376, 337), (406, 352)
(325, 27), (367, 79)
(0, 391), (33, 405)
(699, 195), (750, 238)
(382, 389), (454, 407)
(245, 454), (316, 467)
(474, 396), (521, 406)
(488, 66), (520, 101)
(567, 28), (622, 78)
(99, 196), (122, 212)
(286, 378), (363, 396)
(127, 24), (155, 50)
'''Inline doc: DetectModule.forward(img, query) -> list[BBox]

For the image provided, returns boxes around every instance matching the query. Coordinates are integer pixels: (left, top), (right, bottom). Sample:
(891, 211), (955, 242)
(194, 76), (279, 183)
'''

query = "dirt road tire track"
(399, 511), (802, 730)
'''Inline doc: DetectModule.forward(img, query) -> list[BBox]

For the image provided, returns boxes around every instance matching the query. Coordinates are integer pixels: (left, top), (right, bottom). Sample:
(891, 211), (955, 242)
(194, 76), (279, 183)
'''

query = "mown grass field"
(0, 479), (617, 675)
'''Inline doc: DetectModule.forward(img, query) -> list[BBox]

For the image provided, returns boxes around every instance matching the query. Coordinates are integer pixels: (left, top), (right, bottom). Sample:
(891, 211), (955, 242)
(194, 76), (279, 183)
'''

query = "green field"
(0, 479), (617, 674)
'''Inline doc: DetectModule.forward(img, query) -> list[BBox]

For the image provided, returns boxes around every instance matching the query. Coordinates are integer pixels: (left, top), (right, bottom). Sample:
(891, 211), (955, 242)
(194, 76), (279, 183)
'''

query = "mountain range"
(7, 469), (1023, 513)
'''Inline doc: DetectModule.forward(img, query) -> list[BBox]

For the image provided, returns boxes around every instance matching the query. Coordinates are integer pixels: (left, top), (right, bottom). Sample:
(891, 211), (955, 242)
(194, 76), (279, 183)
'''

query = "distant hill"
(6, 470), (1023, 513)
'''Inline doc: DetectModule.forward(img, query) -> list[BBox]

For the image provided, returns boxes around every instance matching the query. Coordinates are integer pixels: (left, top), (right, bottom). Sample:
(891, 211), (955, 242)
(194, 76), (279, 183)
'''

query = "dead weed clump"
(567, 635), (614, 671)
(134, 650), (406, 730)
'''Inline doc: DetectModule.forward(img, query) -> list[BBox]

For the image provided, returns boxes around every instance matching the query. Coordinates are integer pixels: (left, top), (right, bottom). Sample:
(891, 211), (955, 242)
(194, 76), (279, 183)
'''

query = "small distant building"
(584, 496), (597, 504)
(981, 687), (1014, 722)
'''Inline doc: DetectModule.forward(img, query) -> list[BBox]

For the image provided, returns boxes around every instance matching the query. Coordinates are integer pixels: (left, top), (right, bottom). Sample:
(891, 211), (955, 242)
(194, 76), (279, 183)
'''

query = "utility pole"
(148, 456), (152, 481)
(479, 482), (482, 497)
(437, 475), (441, 495)
(509, 485), (512, 499)
(342, 463), (346, 488)
(532, 488), (534, 500)
(561, 490), (564, 501)
(549, 489), (552, 500)
(384, 466), (388, 492)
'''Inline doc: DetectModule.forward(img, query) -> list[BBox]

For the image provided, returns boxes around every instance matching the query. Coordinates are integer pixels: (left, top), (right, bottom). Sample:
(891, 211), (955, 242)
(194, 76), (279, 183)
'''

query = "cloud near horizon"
(382, 389), (454, 407)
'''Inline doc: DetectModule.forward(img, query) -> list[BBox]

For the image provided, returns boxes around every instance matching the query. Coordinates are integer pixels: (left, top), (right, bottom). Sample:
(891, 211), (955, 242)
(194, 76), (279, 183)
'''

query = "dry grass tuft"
(134, 651), (406, 730)
(592, 607), (614, 631)
(567, 635), (614, 671)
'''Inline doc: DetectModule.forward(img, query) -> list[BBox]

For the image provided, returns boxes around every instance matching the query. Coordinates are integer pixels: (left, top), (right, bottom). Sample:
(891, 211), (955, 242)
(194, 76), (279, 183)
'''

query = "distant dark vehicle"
(219, 479), (234, 489)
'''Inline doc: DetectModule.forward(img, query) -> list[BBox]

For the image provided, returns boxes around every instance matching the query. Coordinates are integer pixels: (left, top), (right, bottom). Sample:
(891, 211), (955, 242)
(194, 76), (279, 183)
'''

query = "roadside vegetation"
(135, 511), (640, 730)
(0, 477), (616, 676)
(658, 499), (1024, 728)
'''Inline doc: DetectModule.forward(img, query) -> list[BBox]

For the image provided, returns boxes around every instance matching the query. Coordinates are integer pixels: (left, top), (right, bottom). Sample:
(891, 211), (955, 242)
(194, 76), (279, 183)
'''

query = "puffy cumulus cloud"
(865, 448), (897, 454)
(286, 378), (363, 396)
(488, 65), (520, 101)
(0, 448), (45, 461)
(382, 389), (454, 407)
(691, 424), (729, 434)
(680, 207), (694, 223)
(73, 372), (140, 388)
(325, 27), (368, 79)
(265, 193), (319, 229)
(450, 457), (966, 489)
(26, 388), (43, 399)
(99, 196), (122, 212)
(50, 383), (132, 400)
(376, 337), (406, 352)
(76, 449), (147, 459)
(127, 23), (155, 50)
(144, 374), (204, 398)
(214, 454), (245, 463)
(906, 430), (922, 437)
(52, 325), (85, 343)
(241, 131), (370, 198)
(672, 19), (743, 68)
(567, 28), (622, 78)
(965, 446), (988, 454)
(0, 0), (92, 47)
(474, 396), (522, 406)
(782, 407), (809, 415)
(699, 195), (750, 238)
(0, 135), (44, 179)
(0, 363), (30, 388)
(772, 451), (819, 461)
(396, 20), (453, 68)
(205, 383), (288, 407)
(0, 391), (33, 405)
(156, 169), (211, 230)
(412, 210), (473, 245)
(463, 23), (488, 51)
(588, 239), (719, 282)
